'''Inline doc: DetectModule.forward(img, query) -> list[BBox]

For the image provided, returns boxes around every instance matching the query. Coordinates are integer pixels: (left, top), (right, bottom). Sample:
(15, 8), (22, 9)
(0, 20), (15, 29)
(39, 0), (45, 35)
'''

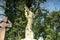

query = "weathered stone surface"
(21, 6), (36, 40)
(0, 16), (12, 40)
(0, 28), (5, 40)
(21, 39), (36, 40)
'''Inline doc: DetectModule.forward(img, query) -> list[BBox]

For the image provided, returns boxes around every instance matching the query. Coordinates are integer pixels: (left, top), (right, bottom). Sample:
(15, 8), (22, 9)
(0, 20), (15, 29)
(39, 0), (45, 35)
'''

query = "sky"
(0, 0), (60, 19)
(40, 0), (60, 12)
(0, 0), (5, 20)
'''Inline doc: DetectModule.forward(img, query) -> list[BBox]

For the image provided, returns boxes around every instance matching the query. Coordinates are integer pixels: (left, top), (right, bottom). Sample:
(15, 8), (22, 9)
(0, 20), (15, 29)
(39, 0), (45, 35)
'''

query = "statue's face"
(2, 16), (8, 22)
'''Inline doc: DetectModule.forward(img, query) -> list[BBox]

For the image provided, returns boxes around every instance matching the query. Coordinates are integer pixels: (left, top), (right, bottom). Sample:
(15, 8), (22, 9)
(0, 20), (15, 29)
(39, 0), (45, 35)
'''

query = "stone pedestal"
(21, 38), (36, 40)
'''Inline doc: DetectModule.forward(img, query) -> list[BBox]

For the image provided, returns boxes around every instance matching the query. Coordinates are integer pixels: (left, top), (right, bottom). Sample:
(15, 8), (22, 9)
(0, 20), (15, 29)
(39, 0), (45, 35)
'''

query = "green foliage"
(5, 11), (27, 40)
(5, 0), (27, 39)
(4, 0), (60, 40)
(44, 25), (56, 40)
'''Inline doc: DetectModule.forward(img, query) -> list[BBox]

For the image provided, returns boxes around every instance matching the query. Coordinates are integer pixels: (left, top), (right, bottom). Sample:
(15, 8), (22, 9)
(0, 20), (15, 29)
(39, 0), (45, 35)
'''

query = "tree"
(4, 0), (47, 40)
(4, 0), (60, 40)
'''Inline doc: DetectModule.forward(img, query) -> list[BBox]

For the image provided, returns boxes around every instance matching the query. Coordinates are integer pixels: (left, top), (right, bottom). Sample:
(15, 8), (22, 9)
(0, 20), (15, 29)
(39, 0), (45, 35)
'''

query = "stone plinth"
(21, 38), (36, 40)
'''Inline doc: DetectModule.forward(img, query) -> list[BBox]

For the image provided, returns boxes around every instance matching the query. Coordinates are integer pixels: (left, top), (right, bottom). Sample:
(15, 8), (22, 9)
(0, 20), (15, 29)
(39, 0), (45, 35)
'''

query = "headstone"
(0, 16), (12, 40)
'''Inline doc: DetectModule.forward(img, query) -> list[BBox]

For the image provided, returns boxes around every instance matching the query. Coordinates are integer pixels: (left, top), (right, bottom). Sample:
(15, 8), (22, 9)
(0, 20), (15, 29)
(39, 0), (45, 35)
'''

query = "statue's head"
(2, 16), (8, 23)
